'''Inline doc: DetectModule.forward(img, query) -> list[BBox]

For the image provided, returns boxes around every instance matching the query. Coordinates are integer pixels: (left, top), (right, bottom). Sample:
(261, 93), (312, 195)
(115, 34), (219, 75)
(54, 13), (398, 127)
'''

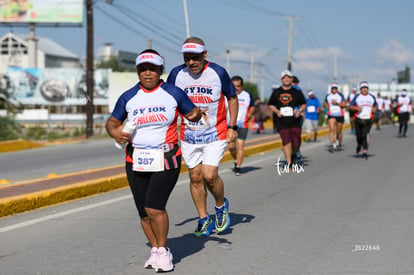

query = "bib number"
(359, 107), (371, 119)
(307, 106), (316, 113)
(280, 106), (293, 117)
(330, 105), (341, 115)
(184, 115), (209, 130)
(132, 148), (164, 172)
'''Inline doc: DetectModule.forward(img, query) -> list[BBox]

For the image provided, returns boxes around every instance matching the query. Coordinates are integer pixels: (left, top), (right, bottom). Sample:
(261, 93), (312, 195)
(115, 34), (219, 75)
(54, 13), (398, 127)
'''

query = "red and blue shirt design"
(167, 61), (236, 144)
(235, 90), (255, 128)
(397, 96), (412, 114)
(350, 93), (377, 119)
(111, 81), (195, 150)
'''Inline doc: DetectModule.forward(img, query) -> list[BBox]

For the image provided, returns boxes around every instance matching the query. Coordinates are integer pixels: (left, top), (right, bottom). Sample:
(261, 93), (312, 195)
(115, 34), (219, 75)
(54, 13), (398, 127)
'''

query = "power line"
(298, 19), (334, 78)
(110, 4), (183, 45)
(221, 0), (288, 16)
(94, 4), (179, 55)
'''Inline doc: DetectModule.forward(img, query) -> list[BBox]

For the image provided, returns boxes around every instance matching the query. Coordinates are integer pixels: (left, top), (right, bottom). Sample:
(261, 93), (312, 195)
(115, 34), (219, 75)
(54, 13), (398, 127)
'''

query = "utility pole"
(27, 23), (38, 68)
(250, 53), (255, 83)
(183, 0), (191, 38)
(147, 37), (152, 49)
(282, 16), (300, 72)
(226, 49), (230, 75)
(333, 52), (338, 82)
(86, 0), (94, 138)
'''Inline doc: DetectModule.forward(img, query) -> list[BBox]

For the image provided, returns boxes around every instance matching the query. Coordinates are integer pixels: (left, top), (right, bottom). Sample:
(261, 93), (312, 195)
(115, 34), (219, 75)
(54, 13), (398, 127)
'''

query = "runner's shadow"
(167, 233), (229, 265)
(351, 154), (376, 159)
(175, 212), (255, 228)
(170, 212), (255, 264)
(238, 166), (261, 175)
(301, 156), (311, 167)
(325, 146), (345, 153)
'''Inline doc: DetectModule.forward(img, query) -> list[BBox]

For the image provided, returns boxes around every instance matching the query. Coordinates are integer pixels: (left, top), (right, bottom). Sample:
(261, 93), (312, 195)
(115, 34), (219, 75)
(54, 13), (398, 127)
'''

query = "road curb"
(0, 139), (45, 153)
(0, 124), (348, 217)
(0, 174), (128, 217)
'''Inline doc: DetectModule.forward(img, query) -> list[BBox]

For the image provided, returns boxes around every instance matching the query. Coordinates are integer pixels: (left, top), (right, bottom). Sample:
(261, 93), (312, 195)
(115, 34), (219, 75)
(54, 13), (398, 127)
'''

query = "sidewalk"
(0, 125), (336, 217)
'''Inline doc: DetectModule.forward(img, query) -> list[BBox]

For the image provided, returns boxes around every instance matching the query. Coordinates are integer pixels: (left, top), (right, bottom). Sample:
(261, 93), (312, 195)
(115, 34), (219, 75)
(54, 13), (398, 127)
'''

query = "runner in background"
(347, 86), (358, 134)
(349, 81), (377, 159)
(304, 90), (321, 142)
(228, 75), (255, 175)
(251, 98), (269, 134)
(167, 36), (236, 237)
(382, 95), (392, 125)
(374, 92), (384, 130)
(268, 70), (306, 169)
(396, 89), (412, 137)
(292, 75), (305, 164)
(324, 83), (346, 152)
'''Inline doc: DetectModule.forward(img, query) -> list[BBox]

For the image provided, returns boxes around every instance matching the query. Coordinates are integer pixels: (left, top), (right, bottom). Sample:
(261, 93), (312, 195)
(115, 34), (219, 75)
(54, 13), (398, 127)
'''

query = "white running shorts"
(181, 140), (227, 169)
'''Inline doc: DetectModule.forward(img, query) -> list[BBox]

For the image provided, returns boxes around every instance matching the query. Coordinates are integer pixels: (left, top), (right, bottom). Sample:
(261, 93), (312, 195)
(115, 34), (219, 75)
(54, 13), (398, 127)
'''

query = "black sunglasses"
(184, 53), (204, 62)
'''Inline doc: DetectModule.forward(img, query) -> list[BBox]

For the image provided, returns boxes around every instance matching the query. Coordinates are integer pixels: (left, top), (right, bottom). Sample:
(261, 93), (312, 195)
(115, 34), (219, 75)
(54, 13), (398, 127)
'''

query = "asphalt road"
(0, 129), (277, 184)
(0, 138), (125, 183)
(1, 125), (413, 274)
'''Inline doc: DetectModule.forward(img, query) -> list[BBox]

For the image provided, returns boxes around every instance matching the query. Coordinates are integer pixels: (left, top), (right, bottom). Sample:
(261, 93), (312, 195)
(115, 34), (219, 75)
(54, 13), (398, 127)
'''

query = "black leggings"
(125, 157), (181, 218)
(355, 119), (372, 150)
(398, 113), (409, 136)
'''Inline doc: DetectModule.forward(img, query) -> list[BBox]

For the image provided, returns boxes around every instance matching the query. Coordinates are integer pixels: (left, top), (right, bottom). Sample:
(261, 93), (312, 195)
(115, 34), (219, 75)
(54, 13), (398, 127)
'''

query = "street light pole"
(183, 0), (191, 38)
(226, 49), (231, 75)
(86, 0), (94, 138)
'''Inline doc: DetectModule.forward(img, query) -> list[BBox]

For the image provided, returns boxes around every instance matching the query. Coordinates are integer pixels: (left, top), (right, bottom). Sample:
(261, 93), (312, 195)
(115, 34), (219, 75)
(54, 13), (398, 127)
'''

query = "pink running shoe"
(156, 247), (174, 272)
(144, 247), (158, 269)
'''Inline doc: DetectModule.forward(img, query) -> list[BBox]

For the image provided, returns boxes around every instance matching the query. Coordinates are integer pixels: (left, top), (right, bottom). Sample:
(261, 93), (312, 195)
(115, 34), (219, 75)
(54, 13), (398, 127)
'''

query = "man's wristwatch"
(228, 125), (238, 130)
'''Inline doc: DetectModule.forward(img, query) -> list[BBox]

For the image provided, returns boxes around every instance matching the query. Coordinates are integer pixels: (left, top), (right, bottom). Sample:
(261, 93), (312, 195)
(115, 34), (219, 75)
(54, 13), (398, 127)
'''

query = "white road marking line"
(0, 195), (132, 233)
(1, 139), (330, 233)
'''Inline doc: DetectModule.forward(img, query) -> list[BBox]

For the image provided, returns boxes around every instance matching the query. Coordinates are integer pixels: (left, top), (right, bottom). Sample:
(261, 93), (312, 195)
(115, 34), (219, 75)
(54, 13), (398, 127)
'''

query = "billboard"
(0, 0), (83, 24)
(6, 67), (110, 106)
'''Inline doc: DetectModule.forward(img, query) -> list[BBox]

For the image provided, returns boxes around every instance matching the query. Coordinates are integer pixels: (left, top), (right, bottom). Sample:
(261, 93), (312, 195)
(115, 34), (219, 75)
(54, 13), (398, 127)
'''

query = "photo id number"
(352, 244), (380, 252)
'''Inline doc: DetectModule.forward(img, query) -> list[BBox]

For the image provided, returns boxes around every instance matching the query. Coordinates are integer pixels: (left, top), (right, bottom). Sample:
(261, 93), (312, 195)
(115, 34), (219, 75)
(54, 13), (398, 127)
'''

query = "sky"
(1, 0), (414, 100)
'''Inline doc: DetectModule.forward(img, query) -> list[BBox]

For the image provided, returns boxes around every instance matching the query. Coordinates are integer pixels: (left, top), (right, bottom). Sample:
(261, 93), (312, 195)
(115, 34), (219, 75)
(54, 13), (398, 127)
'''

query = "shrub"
(26, 126), (47, 140)
(0, 116), (20, 141)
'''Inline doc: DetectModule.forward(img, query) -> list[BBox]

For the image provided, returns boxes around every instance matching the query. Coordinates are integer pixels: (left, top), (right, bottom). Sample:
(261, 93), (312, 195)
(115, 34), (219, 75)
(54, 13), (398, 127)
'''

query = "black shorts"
(327, 116), (345, 123)
(237, 127), (248, 140)
(125, 156), (181, 218)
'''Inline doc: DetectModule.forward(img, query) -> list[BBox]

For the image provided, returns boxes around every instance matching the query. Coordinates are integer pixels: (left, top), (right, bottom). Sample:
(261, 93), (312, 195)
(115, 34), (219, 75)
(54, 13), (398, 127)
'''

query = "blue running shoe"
(194, 215), (214, 237)
(215, 198), (230, 233)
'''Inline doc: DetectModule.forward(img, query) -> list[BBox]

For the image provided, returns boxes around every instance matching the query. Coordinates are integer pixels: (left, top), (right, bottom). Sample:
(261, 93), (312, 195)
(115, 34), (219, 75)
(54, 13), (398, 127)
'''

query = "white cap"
(359, 81), (369, 89)
(135, 52), (164, 66)
(180, 42), (206, 53)
(331, 83), (339, 89)
(281, 70), (292, 78)
(308, 90), (314, 96)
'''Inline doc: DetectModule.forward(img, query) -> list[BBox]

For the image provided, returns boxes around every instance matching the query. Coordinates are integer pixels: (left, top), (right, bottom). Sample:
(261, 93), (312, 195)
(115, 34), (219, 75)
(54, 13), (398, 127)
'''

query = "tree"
(96, 56), (135, 72)
(0, 75), (22, 140)
(243, 82), (259, 100)
(0, 116), (20, 141)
